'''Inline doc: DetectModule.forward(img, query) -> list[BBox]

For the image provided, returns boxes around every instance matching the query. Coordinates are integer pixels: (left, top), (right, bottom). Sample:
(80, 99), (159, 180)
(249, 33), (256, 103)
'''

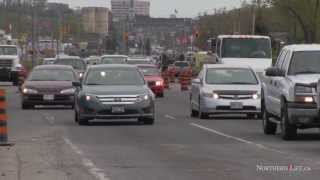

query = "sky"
(49, 0), (242, 18)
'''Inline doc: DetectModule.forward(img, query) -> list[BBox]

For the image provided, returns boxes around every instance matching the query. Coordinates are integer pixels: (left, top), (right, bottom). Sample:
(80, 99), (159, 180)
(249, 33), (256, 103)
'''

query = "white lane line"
(190, 123), (286, 154)
(63, 137), (110, 180)
(165, 114), (176, 120)
(42, 113), (55, 125)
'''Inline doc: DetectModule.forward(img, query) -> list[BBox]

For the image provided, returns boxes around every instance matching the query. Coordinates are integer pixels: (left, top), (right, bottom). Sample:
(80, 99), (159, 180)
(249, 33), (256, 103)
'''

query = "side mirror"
(192, 78), (201, 84)
(72, 82), (82, 87)
(265, 67), (284, 77)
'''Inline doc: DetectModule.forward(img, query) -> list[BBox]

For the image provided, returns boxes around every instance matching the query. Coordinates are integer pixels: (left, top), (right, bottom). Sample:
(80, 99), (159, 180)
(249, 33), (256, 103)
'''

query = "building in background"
(82, 7), (111, 36)
(0, 0), (47, 6)
(111, 0), (150, 21)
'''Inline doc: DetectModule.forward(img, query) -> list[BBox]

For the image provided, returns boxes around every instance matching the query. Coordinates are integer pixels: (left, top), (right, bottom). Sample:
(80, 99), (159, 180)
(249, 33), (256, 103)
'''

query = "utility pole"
(31, 1), (36, 67)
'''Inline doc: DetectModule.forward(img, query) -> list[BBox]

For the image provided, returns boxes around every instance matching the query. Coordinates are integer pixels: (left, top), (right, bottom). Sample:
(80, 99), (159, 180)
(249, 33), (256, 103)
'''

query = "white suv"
(263, 44), (320, 140)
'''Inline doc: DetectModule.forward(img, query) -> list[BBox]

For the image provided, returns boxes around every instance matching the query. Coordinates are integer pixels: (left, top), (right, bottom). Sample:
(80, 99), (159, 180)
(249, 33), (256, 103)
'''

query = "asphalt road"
(2, 83), (320, 180)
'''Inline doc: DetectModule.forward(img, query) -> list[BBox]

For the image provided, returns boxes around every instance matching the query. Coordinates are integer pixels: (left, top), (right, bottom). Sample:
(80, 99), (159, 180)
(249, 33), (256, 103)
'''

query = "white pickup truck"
(0, 45), (22, 85)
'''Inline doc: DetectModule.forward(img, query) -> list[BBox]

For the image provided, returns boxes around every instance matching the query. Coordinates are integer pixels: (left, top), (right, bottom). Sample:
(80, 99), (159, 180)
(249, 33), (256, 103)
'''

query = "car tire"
(22, 102), (33, 109)
(76, 111), (89, 126)
(199, 98), (209, 119)
(280, 103), (297, 140)
(262, 108), (277, 135)
(74, 110), (78, 122)
(139, 117), (154, 125)
(190, 98), (199, 117)
(157, 93), (164, 98)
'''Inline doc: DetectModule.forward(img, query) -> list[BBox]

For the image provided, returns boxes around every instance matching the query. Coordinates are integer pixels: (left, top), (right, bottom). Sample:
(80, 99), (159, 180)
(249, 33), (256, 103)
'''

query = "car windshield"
(288, 51), (320, 75)
(127, 60), (152, 65)
(0, 46), (17, 55)
(85, 68), (145, 86)
(101, 57), (127, 64)
(221, 38), (271, 58)
(206, 68), (258, 85)
(54, 59), (86, 70)
(139, 66), (160, 76)
(28, 69), (76, 81)
(174, 62), (189, 67)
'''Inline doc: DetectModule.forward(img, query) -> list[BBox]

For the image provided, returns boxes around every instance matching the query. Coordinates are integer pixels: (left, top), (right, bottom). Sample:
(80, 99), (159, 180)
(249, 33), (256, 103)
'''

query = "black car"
(74, 64), (155, 125)
(21, 65), (79, 109)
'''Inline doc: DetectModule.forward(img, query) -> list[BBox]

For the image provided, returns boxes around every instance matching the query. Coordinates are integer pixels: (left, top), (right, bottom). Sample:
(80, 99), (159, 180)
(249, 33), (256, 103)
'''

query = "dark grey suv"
(74, 64), (155, 125)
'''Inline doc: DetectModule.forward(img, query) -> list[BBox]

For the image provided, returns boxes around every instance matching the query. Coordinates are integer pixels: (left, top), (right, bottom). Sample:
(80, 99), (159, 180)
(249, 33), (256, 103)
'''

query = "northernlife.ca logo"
(257, 164), (312, 172)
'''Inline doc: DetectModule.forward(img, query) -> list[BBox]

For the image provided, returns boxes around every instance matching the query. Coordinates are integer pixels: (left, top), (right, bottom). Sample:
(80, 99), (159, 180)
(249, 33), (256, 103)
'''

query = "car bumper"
(287, 102), (320, 126)
(22, 94), (75, 106)
(200, 97), (261, 114)
(149, 86), (164, 94)
(78, 101), (155, 120)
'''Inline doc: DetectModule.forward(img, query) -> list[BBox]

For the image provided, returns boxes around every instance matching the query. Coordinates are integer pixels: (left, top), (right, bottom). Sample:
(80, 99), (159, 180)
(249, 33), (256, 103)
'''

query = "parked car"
(21, 65), (79, 109)
(54, 56), (86, 78)
(100, 55), (128, 64)
(137, 64), (164, 97)
(263, 44), (320, 140)
(74, 64), (155, 125)
(190, 64), (261, 119)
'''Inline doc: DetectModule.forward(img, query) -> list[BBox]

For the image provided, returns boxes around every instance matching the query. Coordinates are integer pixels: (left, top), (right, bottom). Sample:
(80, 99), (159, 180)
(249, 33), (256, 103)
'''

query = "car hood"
(144, 76), (163, 82)
(287, 74), (320, 85)
(204, 84), (261, 93)
(220, 58), (272, 72)
(24, 81), (73, 91)
(83, 85), (149, 95)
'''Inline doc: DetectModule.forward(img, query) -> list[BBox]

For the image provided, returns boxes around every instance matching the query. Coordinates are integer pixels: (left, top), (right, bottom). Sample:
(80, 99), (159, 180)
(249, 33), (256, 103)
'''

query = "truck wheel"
(281, 103), (297, 140)
(262, 108), (277, 135)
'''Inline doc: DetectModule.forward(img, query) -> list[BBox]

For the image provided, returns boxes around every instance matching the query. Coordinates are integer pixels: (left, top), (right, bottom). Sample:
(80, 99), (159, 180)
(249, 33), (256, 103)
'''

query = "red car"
(138, 64), (164, 97)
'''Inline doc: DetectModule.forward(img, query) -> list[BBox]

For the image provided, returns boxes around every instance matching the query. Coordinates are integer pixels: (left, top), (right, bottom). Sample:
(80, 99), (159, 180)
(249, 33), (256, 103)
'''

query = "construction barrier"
(179, 69), (192, 91)
(162, 71), (170, 89)
(0, 89), (11, 146)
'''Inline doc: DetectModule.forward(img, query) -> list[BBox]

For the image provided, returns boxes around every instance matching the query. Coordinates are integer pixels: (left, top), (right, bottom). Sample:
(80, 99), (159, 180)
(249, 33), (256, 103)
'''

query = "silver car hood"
(203, 84), (261, 92)
(287, 74), (320, 85)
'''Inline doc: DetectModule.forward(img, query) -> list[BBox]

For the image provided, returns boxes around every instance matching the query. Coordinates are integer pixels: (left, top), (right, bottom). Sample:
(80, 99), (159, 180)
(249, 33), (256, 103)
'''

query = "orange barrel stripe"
(0, 101), (6, 108)
(0, 127), (7, 134)
(0, 89), (5, 97)
(0, 114), (7, 121)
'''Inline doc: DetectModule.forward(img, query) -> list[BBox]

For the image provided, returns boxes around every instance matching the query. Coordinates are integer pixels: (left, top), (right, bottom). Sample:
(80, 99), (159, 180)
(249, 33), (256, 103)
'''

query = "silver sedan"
(190, 64), (262, 119)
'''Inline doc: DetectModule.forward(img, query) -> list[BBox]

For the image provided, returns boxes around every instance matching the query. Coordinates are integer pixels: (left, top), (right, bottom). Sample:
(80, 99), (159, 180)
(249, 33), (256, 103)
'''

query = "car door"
(191, 69), (204, 109)
(266, 49), (287, 115)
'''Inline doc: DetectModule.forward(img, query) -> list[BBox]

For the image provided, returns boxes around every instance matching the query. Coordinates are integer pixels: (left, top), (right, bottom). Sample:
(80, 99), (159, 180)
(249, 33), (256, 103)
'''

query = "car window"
(281, 50), (291, 72)
(85, 68), (145, 86)
(275, 50), (287, 69)
(101, 57), (127, 64)
(139, 67), (160, 76)
(28, 69), (76, 81)
(288, 51), (320, 75)
(206, 68), (258, 85)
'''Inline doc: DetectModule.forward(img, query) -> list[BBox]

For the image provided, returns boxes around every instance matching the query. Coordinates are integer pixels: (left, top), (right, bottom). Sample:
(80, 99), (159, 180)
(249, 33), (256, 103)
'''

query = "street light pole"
(31, 1), (35, 67)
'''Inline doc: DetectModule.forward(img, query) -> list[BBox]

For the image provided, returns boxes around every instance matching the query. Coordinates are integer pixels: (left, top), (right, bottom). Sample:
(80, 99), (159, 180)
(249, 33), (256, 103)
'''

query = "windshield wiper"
(294, 71), (320, 74)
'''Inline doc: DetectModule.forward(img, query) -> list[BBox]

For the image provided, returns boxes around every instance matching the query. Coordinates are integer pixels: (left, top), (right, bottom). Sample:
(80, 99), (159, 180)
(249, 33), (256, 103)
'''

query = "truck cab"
(0, 45), (22, 85)
(215, 35), (272, 73)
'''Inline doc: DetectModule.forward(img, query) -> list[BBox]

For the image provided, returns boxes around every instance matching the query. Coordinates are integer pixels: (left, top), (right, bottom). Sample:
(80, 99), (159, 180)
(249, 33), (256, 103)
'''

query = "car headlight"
(60, 88), (76, 94)
(202, 92), (213, 98)
(23, 88), (38, 94)
(79, 73), (84, 78)
(85, 94), (97, 101)
(252, 93), (260, 100)
(155, 81), (163, 86)
(295, 85), (313, 95)
(137, 94), (150, 102)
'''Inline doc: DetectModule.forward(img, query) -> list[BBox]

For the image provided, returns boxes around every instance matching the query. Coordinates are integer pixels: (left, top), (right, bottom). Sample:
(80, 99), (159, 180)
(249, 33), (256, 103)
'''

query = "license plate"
(230, 102), (243, 109)
(112, 106), (125, 113)
(43, 95), (54, 101)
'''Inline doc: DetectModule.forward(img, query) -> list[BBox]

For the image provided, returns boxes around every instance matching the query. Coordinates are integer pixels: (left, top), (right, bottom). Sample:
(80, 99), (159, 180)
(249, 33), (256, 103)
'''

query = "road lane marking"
(165, 115), (176, 120)
(42, 113), (55, 125)
(190, 123), (286, 154)
(63, 137), (110, 180)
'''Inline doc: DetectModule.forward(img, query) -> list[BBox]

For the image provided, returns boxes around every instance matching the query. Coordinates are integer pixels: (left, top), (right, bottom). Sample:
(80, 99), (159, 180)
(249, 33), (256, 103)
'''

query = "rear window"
(139, 66), (160, 76)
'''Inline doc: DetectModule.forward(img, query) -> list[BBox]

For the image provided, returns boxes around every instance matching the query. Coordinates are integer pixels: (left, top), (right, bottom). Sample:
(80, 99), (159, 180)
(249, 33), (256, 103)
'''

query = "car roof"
(218, 35), (270, 39)
(34, 64), (73, 70)
(283, 44), (320, 52)
(205, 64), (252, 69)
(88, 64), (138, 69)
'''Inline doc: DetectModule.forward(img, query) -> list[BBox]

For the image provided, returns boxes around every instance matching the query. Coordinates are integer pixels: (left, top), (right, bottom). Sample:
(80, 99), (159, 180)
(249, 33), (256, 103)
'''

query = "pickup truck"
(263, 44), (320, 140)
(0, 45), (22, 85)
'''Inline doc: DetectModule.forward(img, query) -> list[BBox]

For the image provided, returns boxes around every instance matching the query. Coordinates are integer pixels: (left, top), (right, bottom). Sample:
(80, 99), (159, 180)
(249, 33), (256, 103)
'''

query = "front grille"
(216, 90), (256, 100)
(98, 109), (139, 115)
(96, 95), (139, 105)
(54, 95), (72, 101)
(216, 106), (257, 111)
(0, 59), (13, 68)
(26, 94), (71, 101)
(37, 88), (60, 94)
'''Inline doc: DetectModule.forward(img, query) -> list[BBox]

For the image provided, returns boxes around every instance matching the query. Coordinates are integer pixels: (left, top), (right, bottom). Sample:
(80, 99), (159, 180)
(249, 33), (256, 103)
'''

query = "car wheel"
(139, 117), (154, 125)
(199, 98), (209, 119)
(280, 103), (297, 140)
(262, 108), (277, 135)
(77, 112), (89, 126)
(190, 100), (199, 117)
(22, 102), (33, 109)
(74, 110), (78, 122)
